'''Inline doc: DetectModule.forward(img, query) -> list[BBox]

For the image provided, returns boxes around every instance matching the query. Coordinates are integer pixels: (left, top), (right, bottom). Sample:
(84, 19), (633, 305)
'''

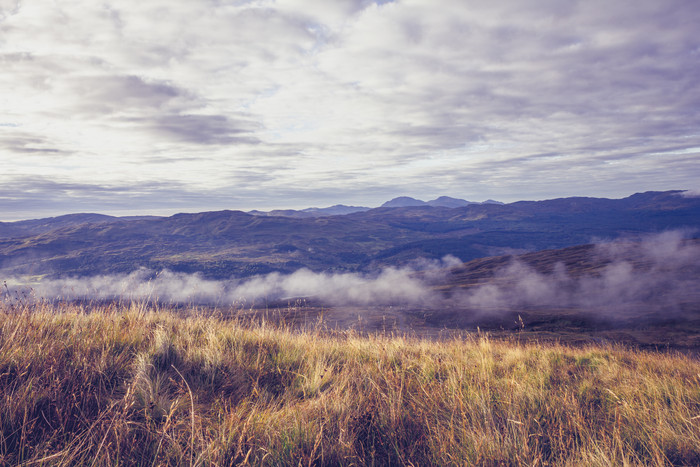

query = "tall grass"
(0, 300), (699, 465)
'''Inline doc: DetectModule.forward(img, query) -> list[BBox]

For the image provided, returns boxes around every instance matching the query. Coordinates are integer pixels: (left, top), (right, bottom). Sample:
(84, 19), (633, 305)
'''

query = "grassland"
(1, 301), (699, 466)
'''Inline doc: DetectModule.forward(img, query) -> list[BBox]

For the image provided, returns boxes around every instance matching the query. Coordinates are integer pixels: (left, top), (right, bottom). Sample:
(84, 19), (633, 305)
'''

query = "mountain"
(417, 237), (700, 350)
(381, 197), (427, 208)
(426, 196), (475, 208)
(0, 191), (698, 279)
(381, 196), (502, 208)
(248, 197), (499, 218)
(0, 213), (124, 239)
(301, 205), (371, 216)
(249, 204), (370, 218)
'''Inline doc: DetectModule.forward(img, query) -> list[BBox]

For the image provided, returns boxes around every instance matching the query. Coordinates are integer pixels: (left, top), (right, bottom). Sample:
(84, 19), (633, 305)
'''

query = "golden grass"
(0, 300), (699, 466)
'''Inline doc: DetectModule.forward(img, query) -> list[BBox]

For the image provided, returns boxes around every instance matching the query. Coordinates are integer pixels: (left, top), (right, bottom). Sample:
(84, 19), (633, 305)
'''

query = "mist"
(2, 232), (699, 317)
(1, 256), (458, 308)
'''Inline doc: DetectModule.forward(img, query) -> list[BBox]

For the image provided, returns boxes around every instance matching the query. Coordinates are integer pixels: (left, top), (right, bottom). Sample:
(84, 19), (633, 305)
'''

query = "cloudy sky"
(1, 0), (699, 220)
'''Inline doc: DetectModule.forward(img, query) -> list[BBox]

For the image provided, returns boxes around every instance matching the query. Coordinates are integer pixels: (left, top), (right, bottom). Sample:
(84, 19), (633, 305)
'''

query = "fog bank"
(2, 256), (460, 307)
(2, 232), (699, 316)
(456, 230), (700, 315)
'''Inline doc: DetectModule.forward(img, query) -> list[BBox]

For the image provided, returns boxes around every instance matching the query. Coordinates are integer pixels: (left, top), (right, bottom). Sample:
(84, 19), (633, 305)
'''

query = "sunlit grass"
(0, 300), (699, 465)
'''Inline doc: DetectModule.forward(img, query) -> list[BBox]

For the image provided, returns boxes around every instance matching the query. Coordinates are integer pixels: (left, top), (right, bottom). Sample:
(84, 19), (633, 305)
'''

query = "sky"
(1, 0), (699, 220)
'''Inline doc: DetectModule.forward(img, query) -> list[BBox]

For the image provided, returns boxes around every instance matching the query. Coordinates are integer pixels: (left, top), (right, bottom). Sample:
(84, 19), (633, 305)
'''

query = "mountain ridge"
(1, 190), (698, 279)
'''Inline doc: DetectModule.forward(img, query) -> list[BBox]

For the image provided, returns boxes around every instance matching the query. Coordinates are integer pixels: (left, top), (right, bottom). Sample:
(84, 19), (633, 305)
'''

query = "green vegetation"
(1, 302), (699, 465)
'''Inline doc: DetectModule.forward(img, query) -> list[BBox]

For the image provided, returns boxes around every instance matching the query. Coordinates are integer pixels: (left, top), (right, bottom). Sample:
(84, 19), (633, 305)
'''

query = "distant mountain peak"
(380, 197), (427, 208)
(381, 196), (501, 208)
(249, 204), (370, 218)
(426, 196), (475, 208)
(300, 204), (370, 215)
(1, 190), (698, 281)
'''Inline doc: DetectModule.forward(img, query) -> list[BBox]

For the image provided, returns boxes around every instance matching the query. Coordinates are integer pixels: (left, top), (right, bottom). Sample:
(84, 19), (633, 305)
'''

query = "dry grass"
(0, 300), (699, 466)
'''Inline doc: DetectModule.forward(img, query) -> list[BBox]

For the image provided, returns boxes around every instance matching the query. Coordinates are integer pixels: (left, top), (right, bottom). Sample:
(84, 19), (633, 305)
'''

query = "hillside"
(428, 236), (700, 350)
(1, 191), (699, 279)
(228, 236), (699, 352)
(5, 231), (696, 351)
(0, 304), (698, 465)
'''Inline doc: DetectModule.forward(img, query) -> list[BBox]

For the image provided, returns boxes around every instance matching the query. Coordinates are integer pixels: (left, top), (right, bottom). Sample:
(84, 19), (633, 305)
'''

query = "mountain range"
(246, 196), (502, 218)
(0, 190), (698, 279)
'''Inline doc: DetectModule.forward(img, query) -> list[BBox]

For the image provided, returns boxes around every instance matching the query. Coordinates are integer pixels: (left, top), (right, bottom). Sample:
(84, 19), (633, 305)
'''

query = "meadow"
(1, 300), (699, 466)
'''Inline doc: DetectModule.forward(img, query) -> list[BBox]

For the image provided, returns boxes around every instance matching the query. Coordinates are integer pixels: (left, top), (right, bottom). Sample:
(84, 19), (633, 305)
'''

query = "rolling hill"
(0, 190), (698, 279)
(261, 236), (700, 351)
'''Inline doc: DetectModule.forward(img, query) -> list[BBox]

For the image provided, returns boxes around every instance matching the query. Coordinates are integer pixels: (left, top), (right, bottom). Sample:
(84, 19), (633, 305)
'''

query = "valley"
(1, 190), (699, 351)
(1, 191), (700, 465)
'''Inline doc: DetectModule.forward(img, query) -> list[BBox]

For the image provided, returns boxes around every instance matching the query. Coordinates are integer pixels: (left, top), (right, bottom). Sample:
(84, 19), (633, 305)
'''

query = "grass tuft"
(0, 300), (699, 465)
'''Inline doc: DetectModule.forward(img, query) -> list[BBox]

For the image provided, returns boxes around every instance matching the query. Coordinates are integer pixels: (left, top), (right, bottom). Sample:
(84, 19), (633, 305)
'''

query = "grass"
(0, 300), (699, 466)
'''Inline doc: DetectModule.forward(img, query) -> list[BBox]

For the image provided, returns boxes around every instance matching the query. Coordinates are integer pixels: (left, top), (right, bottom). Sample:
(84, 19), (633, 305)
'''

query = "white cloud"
(5, 233), (697, 322)
(1, 0), (699, 216)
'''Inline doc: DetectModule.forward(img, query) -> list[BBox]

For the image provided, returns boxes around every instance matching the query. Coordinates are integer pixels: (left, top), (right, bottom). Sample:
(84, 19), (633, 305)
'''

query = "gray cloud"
(0, 0), (699, 215)
(67, 75), (183, 115)
(145, 114), (260, 145)
(0, 177), (248, 220)
(0, 134), (65, 154)
(452, 230), (700, 317)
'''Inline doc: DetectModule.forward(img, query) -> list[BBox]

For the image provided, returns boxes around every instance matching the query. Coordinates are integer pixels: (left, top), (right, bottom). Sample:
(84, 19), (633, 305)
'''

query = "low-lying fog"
(3, 231), (699, 317)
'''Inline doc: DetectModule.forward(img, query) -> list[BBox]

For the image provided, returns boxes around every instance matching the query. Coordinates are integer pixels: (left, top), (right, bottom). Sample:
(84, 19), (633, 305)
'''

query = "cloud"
(0, 176), (244, 220)
(455, 230), (700, 317)
(0, 134), (65, 154)
(3, 233), (698, 324)
(1, 0), (700, 216)
(58, 75), (187, 118)
(144, 114), (260, 145)
(230, 267), (432, 306)
(2, 254), (462, 306)
(3, 265), (436, 307)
